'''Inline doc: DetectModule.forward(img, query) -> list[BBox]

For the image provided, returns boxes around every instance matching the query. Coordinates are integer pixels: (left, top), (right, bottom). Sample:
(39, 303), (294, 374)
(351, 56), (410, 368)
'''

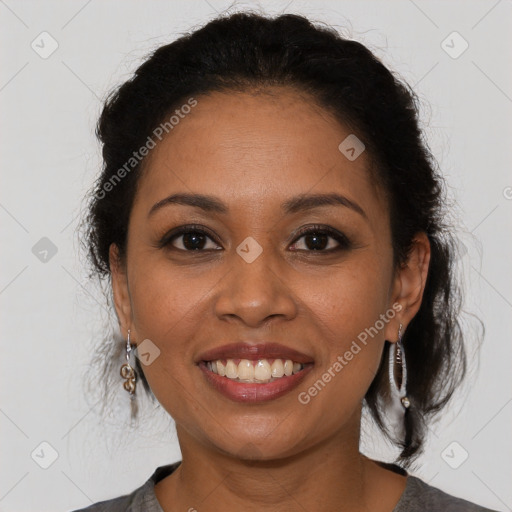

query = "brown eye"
(290, 225), (351, 253)
(158, 225), (222, 252)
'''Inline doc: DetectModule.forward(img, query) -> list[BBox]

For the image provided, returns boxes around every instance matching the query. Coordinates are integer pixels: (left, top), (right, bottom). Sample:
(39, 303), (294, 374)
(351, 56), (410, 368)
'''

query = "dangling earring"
(389, 323), (410, 409)
(120, 329), (137, 399)
(384, 323), (410, 440)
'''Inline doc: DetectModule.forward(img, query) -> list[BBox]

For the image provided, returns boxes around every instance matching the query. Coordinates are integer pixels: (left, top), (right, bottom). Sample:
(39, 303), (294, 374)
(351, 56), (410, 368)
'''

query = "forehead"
(134, 87), (387, 221)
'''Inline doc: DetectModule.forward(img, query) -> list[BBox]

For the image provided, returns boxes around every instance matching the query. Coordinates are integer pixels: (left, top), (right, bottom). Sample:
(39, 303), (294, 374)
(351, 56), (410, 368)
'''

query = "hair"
(81, 11), (476, 468)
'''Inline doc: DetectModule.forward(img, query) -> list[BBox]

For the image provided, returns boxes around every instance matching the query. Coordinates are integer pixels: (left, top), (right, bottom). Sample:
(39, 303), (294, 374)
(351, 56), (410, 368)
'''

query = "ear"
(109, 243), (135, 341)
(384, 231), (431, 342)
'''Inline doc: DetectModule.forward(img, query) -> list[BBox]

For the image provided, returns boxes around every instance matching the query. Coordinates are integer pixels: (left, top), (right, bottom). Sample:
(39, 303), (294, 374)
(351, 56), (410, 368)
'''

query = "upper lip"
(196, 342), (314, 364)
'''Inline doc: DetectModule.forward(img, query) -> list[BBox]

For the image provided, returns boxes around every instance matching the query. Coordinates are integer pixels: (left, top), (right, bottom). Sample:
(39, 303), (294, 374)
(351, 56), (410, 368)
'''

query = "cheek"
(127, 256), (212, 385)
(126, 259), (206, 418)
(299, 256), (391, 394)
(295, 268), (389, 429)
(304, 255), (392, 339)
(129, 255), (202, 329)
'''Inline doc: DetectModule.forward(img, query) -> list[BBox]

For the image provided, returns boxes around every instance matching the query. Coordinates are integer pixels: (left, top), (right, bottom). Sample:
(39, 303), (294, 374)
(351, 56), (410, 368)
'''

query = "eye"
(289, 224), (352, 253)
(158, 223), (352, 253)
(158, 225), (222, 251)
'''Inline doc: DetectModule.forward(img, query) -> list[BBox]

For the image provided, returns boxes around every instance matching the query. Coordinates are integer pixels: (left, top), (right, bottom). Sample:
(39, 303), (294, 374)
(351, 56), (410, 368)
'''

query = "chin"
(208, 427), (308, 463)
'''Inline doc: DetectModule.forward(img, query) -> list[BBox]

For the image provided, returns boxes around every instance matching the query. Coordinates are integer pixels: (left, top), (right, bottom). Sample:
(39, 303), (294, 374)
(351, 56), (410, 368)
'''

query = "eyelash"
(292, 224), (352, 252)
(157, 223), (352, 254)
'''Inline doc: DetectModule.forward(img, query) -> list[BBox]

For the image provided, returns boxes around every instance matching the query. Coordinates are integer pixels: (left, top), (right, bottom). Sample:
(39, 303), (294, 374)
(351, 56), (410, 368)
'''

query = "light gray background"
(1, 1), (511, 511)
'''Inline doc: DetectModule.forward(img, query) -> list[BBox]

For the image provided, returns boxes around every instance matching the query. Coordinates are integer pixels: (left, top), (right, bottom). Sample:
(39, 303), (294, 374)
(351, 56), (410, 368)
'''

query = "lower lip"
(198, 361), (314, 403)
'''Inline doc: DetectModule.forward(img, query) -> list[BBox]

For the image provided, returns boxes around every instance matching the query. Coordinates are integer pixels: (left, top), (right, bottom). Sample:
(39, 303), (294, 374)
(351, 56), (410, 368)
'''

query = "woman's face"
(111, 87), (428, 460)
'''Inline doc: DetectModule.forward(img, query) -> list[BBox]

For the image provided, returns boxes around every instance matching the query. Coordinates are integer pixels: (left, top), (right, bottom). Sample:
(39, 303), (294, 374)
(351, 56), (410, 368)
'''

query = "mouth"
(196, 342), (315, 403)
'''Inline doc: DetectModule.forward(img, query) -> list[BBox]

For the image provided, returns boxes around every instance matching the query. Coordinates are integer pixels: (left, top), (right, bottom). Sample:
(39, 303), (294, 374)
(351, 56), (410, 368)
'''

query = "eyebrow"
(148, 192), (367, 220)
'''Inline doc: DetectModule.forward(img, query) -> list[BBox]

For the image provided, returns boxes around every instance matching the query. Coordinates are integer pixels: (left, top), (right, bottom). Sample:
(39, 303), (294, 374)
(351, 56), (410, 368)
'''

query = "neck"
(154, 409), (404, 512)
(182, 428), (365, 510)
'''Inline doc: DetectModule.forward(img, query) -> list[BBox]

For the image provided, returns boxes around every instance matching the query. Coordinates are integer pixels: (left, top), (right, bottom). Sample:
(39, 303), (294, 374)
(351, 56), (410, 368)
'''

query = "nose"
(213, 244), (298, 328)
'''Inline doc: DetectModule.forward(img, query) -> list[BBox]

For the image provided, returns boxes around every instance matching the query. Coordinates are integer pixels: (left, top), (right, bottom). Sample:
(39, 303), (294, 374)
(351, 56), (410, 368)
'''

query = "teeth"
(225, 360), (238, 379)
(238, 359), (254, 380)
(207, 358), (305, 383)
(271, 359), (285, 378)
(254, 360), (271, 381)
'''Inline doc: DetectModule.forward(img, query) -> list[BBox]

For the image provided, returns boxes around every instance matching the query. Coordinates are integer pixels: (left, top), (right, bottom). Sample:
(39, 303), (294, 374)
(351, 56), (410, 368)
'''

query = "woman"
(72, 11), (498, 512)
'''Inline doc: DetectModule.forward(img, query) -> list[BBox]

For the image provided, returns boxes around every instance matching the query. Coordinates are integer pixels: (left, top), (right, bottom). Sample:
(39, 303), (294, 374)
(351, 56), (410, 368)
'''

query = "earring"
(120, 329), (137, 399)
(383, 323), (410, 441)
(388, 323), (410, 409)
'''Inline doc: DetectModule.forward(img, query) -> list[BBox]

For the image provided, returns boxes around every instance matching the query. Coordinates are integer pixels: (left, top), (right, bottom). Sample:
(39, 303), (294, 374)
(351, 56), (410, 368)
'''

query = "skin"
(110, 87), (431, 512)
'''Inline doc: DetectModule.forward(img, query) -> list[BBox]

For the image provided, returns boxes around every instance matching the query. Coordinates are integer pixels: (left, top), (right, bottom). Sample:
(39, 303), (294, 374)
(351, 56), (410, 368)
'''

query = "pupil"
(305, 233), (327, 250)
(183, 232), (205, 250)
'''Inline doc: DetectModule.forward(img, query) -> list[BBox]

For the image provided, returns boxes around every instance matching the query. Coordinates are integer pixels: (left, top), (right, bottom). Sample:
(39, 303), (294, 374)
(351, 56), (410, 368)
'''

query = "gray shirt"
(70, 460), (499, 511)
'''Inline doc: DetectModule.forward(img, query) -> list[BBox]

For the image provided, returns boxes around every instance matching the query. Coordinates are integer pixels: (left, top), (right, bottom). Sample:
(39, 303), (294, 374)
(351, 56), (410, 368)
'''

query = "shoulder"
(394, 475), (500, 512)
(68, 462), (181, 512)
(69, 492), (134, 512)
(68, 480), (153, 512)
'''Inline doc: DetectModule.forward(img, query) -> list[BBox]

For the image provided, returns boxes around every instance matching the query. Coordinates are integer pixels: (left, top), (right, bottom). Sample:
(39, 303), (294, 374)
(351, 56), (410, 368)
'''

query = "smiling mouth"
(201, 358), (313, 384)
